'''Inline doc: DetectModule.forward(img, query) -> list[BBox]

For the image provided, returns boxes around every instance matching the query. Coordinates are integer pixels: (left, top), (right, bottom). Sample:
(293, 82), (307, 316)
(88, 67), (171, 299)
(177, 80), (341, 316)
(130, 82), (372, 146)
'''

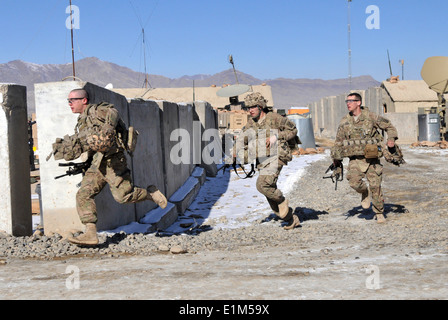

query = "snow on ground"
(105, 152), (327, 234)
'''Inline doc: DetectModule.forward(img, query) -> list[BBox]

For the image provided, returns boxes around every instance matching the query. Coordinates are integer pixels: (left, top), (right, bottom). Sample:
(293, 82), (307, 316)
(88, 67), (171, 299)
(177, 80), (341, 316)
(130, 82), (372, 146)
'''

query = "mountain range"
(0, 57), (380, 113)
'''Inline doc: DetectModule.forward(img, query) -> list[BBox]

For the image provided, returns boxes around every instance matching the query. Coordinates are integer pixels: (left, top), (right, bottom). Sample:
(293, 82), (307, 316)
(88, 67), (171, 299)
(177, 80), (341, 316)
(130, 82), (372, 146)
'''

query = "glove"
(383, 144), (405, 166)
(46, 137), (65, 161)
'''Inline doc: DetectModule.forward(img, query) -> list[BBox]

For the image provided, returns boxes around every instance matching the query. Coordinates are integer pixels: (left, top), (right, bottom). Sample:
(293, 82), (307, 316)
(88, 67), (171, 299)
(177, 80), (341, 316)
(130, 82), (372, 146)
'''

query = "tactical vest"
(331, 109), (384, 160)
(237, 112), (298, 165)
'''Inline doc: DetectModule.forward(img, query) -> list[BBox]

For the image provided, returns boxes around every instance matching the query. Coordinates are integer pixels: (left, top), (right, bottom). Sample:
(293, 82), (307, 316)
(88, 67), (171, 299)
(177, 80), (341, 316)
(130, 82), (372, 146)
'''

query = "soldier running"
(235, 92), (301, 230)
(50, 88), (167, 245)
(331, 92), (398, 223)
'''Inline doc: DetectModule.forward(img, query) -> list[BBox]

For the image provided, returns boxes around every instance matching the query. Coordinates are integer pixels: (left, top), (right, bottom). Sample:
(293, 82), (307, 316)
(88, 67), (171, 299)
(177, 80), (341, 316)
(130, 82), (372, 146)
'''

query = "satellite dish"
(421, 56), (448, 94)
(216, 84), (251, 98)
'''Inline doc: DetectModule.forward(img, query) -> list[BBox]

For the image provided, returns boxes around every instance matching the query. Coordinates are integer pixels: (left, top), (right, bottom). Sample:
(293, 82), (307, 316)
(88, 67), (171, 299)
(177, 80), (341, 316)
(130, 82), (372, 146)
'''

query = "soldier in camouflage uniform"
(52, 89), (167, 245)
(331, 93), (398, 223)
(235, 93), (300, 230)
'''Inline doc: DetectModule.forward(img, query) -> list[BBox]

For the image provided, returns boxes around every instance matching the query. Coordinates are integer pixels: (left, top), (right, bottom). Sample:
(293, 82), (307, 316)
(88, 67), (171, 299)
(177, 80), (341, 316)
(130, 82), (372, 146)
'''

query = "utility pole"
(399, 59), (404, 80)
(347, 0), (352, 90)
(69, 0), (76, 80)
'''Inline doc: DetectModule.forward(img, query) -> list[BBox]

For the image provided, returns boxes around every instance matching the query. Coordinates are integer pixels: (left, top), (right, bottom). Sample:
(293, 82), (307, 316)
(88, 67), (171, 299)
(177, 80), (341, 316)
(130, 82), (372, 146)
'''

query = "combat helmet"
(244, 92), (268, 109)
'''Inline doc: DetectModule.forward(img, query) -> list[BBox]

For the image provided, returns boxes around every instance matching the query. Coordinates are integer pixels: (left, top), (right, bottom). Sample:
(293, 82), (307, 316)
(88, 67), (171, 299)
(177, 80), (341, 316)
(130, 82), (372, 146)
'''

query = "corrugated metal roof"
(381, 80), (438, 102)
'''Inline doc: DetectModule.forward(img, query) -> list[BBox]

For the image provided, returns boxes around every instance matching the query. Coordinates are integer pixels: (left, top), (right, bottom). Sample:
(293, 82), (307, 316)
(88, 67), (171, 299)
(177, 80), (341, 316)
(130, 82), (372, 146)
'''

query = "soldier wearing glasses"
(50, 89), (167, 245)
(331, 93), (398, 223)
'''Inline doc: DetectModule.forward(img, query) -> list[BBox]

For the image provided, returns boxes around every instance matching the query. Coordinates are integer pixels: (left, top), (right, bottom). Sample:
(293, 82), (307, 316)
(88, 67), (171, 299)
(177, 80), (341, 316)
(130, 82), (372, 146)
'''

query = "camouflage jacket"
(236, 112), (298, 167)
(55, 102), (123, 163)
(331, 107), (398, 160)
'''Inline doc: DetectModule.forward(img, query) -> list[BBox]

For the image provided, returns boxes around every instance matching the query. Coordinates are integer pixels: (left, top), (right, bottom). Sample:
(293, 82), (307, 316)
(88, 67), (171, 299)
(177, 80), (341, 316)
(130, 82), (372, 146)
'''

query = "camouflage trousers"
(256, 164), (285, 212)
(76, 153), (147, 224)
(346, 157), (383, 214)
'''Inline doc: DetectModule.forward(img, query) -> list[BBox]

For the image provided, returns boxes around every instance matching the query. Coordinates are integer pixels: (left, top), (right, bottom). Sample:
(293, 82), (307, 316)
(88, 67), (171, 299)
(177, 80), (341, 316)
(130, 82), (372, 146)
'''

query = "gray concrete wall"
(128, 99), (165, 220)
(0, 84), (32, 236)
(193, 101), (219, 177)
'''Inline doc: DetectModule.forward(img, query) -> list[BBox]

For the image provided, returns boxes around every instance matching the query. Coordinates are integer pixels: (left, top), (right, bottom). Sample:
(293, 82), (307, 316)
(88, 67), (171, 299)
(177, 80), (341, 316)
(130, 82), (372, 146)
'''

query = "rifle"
(54, 159), (92, 180)
(217, 158), (256, 179)
(323, 162), (344, 190)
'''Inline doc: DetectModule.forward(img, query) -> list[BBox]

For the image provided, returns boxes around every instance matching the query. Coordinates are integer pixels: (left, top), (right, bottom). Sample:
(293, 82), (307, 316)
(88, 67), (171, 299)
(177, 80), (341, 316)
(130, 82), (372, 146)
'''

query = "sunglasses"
(67, 98), (85, 103)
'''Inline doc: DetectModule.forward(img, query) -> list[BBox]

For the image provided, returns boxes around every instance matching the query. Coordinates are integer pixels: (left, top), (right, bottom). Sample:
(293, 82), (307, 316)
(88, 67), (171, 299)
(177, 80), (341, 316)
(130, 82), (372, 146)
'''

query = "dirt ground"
(1, 145), (448, 301)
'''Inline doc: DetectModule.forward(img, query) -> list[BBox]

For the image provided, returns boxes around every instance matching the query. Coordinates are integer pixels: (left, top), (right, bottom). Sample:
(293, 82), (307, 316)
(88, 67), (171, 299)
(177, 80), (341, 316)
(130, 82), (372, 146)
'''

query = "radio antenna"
(347, 0), (352, 90)
(69, 0), (76, 80)
(228, 55), (239, 84)
(387, 49), (393, 77)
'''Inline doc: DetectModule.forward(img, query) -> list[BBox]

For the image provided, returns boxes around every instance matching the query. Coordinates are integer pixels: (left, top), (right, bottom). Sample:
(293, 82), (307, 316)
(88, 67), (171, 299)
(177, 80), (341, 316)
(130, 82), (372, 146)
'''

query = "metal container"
(418, 113), (440, 142)
(287, 113), (316, 149)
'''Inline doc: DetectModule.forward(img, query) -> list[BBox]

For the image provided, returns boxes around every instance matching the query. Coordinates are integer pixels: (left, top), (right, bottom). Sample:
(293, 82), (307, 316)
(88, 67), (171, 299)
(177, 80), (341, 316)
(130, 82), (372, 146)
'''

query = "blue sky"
(0, 0), (446, 82)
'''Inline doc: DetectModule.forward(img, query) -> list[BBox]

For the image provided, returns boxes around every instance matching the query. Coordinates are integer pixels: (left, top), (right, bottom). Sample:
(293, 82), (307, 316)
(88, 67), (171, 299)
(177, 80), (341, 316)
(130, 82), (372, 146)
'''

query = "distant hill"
(0, 57), (380, 113)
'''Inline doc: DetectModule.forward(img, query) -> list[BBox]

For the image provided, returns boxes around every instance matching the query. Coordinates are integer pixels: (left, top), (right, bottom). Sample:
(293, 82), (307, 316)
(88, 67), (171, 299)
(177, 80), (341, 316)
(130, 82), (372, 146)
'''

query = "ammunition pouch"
(116, 119), (139, 156)
(126, 126), (139, 155)
(364, 144), (379, 159)
(331, 138), (383, 160)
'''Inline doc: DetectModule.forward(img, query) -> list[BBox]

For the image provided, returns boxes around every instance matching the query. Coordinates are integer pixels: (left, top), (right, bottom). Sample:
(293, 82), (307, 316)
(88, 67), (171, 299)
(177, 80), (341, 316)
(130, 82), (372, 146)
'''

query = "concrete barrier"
(128, 99), (165, 221)
(0, 84), (32, 236)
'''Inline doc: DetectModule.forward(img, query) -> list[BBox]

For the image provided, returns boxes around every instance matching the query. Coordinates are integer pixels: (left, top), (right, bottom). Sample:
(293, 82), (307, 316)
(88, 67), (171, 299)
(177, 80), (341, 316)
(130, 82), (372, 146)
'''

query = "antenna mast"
(69, 0), (76, 80)
(347, 0), (352, 90)
(142, 28), (149, 88)
(228, 55), (239, 84)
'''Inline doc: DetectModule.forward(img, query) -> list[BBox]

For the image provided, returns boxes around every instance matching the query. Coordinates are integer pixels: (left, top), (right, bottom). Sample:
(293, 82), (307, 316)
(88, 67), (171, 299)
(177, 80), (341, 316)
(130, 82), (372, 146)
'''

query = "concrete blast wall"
(35, 81), (216, 235)
(308, 87), (418, 144)
(0, 84), (32, 236)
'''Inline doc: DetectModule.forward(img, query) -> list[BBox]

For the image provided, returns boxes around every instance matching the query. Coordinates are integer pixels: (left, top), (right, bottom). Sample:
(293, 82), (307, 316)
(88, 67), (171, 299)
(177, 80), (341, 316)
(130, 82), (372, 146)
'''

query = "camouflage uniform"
(331, 107), (398, 214)
(67, 102), (149, 224)
(236, 94), (298, 219)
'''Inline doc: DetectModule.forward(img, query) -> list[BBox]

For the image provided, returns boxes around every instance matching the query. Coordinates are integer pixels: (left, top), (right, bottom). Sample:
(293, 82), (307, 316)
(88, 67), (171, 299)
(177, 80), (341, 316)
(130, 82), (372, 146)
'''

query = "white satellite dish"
(216, 84), (251, 98)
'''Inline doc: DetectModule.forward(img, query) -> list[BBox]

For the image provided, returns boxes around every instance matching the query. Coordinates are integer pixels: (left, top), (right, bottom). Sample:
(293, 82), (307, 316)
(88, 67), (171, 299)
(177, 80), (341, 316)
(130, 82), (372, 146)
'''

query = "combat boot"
(147, 185), (167, 209)
(278, 199), (290, 219)
(68, 223), (99, 246)
(267, 199), (279, 215)
(376, 213), (386, 223)
(361, 189), (370, 209)
(283, 214), (300, 230)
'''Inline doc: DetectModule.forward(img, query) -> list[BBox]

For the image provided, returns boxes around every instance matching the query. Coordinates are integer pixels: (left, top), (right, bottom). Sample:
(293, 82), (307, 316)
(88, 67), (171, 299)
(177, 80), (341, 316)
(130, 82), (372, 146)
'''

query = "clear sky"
(0, 0), (446, 82)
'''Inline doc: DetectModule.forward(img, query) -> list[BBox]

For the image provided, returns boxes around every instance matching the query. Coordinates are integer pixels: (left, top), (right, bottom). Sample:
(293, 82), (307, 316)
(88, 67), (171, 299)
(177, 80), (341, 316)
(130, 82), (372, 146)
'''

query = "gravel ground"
(1, 145), (448, 300)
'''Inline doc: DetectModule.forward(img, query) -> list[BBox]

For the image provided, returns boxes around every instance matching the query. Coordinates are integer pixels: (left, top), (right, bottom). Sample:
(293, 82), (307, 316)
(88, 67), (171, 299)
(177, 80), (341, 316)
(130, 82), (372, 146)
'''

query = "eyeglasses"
(67, 98), (84, 103)
(247, 105), (260, 109)
(345, 99), (360, 103)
